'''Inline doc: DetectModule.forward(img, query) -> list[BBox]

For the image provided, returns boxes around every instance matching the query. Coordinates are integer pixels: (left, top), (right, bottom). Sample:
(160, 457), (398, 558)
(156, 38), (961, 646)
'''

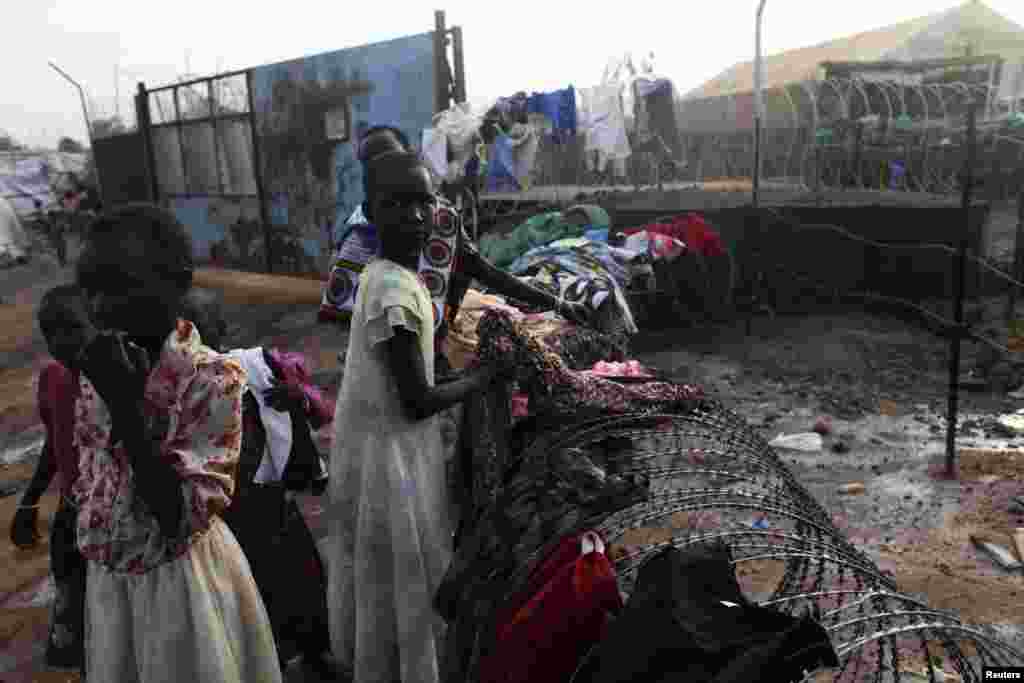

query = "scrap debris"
(970, 535), (1024, 572)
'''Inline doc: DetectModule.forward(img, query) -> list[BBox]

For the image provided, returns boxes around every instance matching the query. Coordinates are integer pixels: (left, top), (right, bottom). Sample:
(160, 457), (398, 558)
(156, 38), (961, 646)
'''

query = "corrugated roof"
(685, 1), (1023, 100)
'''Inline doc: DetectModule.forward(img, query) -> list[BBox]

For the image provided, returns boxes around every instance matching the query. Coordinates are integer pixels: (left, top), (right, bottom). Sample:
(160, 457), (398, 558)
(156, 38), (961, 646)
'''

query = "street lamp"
(753, 0), (767, 208)
(48, 61), (103, 201)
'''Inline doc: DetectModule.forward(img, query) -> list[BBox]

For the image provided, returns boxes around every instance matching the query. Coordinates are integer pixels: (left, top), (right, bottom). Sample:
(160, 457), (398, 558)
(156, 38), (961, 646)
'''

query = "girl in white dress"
(327, 151), (504, 683)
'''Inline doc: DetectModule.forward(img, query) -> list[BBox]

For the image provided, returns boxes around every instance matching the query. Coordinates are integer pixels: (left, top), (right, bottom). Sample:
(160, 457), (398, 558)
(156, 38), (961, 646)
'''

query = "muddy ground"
(2, 220), (1024, 680)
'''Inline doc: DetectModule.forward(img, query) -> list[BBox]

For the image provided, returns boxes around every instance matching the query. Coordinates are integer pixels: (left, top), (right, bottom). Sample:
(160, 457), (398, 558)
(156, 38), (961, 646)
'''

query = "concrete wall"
(609, 204), (991, 310)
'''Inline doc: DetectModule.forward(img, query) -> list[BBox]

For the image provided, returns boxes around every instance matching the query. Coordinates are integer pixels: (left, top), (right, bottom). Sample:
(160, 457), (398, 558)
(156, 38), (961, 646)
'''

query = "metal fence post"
(451, 25), (466, 105)
(945, 101), (978, 479)
(136, 82), (160, 203)
(1008, 176), (1024, 325)
(245, 70), (274, 274)
(434, 10), (448, 115)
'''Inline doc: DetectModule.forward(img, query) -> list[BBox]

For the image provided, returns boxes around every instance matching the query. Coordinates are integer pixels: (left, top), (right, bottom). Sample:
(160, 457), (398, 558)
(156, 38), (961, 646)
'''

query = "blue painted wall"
(251, 31), (436, 255)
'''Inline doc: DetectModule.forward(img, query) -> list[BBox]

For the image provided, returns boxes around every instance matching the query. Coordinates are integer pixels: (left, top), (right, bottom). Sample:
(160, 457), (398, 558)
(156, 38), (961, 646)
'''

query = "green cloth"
(479, 205), (611, 270)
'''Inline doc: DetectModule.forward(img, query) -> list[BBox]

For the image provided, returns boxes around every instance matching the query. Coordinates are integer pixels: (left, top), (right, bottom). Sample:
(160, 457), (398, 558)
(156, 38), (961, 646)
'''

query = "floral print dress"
(71, 320), (282, 683)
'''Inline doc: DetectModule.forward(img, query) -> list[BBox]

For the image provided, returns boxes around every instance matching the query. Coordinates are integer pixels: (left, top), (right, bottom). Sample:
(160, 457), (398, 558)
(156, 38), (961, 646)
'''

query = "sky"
(3, 0), (1024, 149)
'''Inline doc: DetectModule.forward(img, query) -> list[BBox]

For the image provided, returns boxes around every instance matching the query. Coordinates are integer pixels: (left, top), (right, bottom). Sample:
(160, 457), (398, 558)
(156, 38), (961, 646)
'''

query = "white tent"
(0, 196), (30, 266)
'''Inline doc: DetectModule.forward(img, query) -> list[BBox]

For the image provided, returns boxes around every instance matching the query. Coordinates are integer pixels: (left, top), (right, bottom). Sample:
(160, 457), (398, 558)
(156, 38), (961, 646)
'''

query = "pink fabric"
(37, 361), (80, 499)
(583, 360), (652, 378)
(265, 348), (334, 427)
(72, 320), (246, 575)
(624, 213), (725, 258)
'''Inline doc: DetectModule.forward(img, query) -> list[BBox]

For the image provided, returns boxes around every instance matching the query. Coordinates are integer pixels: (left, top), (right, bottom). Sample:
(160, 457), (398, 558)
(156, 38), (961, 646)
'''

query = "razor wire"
(443, 398), (1024, 683)
(490, 75), (1024, 202)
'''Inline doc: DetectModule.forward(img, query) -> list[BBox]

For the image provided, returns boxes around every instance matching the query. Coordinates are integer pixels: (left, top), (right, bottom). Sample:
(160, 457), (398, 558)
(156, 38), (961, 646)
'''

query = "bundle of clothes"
(435, 307), (838, 681)
(477, 206), (731, 332)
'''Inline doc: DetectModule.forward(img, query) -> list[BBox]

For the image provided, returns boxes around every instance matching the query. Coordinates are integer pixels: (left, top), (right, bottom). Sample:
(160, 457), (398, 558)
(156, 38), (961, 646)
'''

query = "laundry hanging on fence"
(430, 104), (484, 182)
(526, 86), (578, 142)
(577, 84), (631, 170)
(421, 128), (449, 178)
(633, 77), (684, 162)
(508, 123), (540, 190)
(485, 133), (521, 193)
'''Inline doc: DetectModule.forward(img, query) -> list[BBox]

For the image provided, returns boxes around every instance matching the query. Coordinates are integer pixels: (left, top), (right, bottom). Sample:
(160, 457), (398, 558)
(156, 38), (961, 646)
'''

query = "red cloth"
(624, 213), (725, 258)
(37, 361), (80, 499)
(480, 531), (623, 683)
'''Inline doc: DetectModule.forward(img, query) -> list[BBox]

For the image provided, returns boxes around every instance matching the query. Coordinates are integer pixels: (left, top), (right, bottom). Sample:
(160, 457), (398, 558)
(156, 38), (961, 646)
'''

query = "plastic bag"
(768, 432), (824, 452)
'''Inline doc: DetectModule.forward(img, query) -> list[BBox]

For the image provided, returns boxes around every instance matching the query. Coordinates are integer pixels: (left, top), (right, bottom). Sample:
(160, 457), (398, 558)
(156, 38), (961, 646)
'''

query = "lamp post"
(48, 61), (103, 200)
(753, 0), (767, 208)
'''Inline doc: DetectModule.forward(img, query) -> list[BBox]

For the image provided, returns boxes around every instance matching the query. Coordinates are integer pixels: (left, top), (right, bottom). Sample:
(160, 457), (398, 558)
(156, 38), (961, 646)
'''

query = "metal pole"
(1008, 177), (1024, 325)
(945, 101), (978, 478)
(136, 82), (161, 203)
(49, 61), (104, 201)
(451, 26), (466, 105)
(245, 69), (274, 274)
(434, 10), (448, 115)
(753, 0), (767, 208)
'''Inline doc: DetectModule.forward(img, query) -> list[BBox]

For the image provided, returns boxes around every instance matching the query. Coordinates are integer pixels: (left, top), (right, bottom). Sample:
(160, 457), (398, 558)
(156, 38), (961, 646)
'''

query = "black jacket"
(570, 543), (838, 683)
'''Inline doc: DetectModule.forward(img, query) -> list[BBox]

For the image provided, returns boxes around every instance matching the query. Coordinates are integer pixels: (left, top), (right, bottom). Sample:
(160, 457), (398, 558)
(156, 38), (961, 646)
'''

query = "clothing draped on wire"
(479, 531), (621, 683)
(570, 544), (839, 683)
(327, 258), (451, 683)
(221, 347), (331, 665)
(72, 321), (281, 682)
(443, 289), (629, 373)
(475, 310), (700, 420)
(436, 416), (650, 683)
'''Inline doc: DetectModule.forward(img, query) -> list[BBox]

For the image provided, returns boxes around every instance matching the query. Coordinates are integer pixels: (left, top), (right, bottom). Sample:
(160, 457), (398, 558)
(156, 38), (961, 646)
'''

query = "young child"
(327, 151), (509, 682)
(10, 284), (97, 673)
